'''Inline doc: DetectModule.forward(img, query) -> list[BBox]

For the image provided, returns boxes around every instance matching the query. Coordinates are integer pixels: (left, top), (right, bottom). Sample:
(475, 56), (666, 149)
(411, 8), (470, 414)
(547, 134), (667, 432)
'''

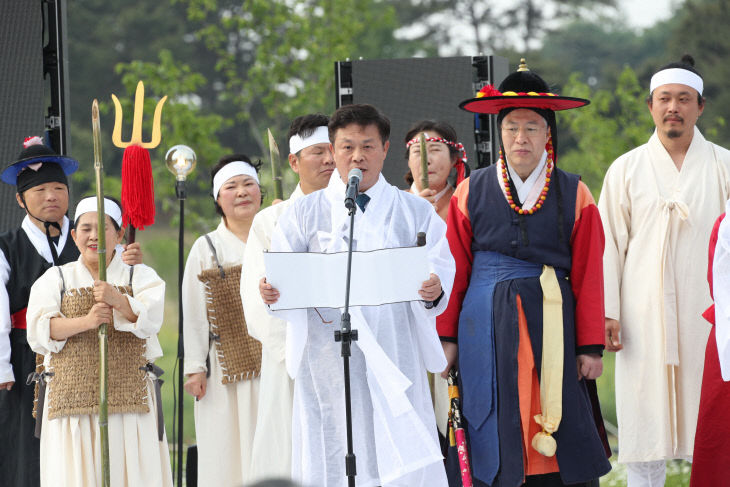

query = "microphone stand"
(335, 196), (359, 487)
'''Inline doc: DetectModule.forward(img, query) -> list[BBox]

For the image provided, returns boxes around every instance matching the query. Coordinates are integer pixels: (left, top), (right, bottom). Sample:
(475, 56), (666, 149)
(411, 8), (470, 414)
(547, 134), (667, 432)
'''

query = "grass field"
(142, 227), (691, 486)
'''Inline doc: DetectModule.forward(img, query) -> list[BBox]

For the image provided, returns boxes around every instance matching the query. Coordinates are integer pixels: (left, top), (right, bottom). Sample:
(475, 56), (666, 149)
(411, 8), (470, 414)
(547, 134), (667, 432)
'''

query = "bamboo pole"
(268, 129), (283, 200)
(419, 132), (429, 190)
(92, 99), (111, 487)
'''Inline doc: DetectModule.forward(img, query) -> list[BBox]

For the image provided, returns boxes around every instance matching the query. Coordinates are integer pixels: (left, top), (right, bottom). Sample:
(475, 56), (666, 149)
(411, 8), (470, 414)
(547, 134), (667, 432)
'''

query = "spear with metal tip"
(92, 99), (111, 487)
(419, 132), (429, 190)
(267, 128), (283, 201)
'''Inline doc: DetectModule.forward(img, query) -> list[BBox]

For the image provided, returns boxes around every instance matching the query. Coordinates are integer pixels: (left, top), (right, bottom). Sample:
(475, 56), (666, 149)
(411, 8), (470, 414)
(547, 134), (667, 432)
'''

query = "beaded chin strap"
(406, 135), (468, 185)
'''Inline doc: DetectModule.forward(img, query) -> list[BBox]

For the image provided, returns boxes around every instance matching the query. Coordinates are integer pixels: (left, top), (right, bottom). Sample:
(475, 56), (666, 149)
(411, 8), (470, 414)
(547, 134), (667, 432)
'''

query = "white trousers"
(625, 460), (666, 487)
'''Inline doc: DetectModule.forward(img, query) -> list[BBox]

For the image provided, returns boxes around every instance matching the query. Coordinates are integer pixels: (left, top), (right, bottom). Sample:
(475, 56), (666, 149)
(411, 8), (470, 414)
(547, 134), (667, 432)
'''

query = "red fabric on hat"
(121, 144), (155, 230)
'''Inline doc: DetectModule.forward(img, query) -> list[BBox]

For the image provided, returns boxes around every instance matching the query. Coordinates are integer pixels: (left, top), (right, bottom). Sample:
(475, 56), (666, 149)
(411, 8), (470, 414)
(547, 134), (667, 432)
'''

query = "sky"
(619, 0), (677, 28)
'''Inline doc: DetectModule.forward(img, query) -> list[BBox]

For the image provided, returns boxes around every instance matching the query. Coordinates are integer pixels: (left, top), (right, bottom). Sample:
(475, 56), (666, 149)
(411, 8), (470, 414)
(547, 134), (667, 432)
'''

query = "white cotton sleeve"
(0, 249), (13, 383)
(182, 237), (212, 375)
(423, 207), (455, 318)
(113, 264), (165, 339)
(407, 202), (452, 373)
(242, 210), (288, 363)
(269, 203), (310, 378)
(26, 267), (67, 356)
(598, 160), (631, 322)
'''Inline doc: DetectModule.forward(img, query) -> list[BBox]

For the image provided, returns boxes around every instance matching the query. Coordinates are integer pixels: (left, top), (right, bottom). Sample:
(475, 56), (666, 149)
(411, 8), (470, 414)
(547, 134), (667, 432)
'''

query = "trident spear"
(419, 132), (429, 190)
(267, 128), (283, 201)
(92, 99), (111, 487)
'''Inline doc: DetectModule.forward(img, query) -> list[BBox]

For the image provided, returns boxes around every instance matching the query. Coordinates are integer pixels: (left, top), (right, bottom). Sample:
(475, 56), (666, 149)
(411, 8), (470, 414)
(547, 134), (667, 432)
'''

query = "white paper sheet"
(263, 246), (430, 310)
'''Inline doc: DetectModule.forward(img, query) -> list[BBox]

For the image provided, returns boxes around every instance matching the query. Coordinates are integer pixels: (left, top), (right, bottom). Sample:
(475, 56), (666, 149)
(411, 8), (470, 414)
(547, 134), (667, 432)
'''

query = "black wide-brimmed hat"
(459, 59), (590, 114)
(1, 136), (78, 190)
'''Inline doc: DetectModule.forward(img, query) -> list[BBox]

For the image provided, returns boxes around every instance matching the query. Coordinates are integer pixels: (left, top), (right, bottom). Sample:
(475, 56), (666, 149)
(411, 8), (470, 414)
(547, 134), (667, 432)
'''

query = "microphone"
(344, 168), (363, 210)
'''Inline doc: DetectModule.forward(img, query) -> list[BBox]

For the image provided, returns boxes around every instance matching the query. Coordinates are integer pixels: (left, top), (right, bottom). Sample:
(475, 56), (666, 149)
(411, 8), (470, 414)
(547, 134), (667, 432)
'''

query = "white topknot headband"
(289, 126), (330, 155)
(650, 68), (704, 96)
(212, 160), (259, 201)
(74, 197), (123, 227)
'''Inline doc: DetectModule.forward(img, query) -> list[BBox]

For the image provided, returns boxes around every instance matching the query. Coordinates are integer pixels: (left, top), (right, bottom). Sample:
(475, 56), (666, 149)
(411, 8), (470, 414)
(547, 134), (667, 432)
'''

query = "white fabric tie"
(659, 198), (689, 367)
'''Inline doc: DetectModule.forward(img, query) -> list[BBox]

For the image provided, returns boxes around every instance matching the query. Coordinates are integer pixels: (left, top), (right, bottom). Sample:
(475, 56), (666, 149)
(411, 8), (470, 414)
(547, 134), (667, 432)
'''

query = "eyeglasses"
(501, 125), (546, 138)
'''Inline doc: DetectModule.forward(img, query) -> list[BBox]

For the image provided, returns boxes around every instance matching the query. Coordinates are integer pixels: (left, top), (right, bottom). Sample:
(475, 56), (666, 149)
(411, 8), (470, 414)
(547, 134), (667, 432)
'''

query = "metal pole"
(176, 181), (186, 486)
(335, 204), (358, 486)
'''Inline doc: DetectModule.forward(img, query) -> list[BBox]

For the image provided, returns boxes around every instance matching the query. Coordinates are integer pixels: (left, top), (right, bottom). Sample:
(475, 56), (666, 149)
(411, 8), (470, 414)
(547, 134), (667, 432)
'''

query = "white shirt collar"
(507, 151), (547, 204)
(21, 215), (70, 264)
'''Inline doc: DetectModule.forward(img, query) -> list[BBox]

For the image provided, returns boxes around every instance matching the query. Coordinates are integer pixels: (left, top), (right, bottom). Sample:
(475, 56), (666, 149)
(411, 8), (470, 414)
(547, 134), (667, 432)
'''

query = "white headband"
(289, 126), (330, 155)
(74, 197), (123, 227)
(650, 68), (704, 95)
(213, 160), (260, 201)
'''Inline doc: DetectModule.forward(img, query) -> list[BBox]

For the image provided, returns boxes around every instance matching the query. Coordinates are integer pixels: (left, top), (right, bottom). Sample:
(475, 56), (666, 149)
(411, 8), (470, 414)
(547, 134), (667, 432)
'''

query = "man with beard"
(599, 55), (730, 486)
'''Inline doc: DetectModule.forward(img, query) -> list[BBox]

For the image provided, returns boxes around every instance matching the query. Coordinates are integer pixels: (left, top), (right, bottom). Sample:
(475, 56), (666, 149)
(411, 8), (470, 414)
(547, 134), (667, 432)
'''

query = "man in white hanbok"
(241, 113), (334, 482)
(260, 104), (454, 487)
(599, 55), (730, 486)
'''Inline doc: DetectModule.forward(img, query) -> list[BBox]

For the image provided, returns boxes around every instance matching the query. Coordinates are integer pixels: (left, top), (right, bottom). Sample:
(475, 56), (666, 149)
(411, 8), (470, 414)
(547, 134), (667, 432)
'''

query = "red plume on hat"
(111, 81), (167, 240)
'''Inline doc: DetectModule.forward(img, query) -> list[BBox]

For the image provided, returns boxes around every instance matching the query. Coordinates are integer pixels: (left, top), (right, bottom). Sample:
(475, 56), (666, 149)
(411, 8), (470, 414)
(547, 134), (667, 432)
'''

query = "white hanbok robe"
(241, 185), (303, 482)
(599, 127), (730, 462)
(182, 219), (260, 487)
(26, 252), (171, 487)
(270, 172), (454, 487)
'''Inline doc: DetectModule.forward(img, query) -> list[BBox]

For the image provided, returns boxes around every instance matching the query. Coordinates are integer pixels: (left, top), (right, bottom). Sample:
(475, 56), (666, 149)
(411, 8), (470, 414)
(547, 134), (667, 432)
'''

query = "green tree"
(557, 67), (654, 196)
(71, 50), (230, 233)
(179, 0), (403, 154)
(668, 0), (730, 147)
(393, 0), (618, 55)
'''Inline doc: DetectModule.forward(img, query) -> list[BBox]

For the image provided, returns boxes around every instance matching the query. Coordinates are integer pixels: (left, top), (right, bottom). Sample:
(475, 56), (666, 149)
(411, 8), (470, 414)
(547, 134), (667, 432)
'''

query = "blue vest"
(459, 165), (610, 486)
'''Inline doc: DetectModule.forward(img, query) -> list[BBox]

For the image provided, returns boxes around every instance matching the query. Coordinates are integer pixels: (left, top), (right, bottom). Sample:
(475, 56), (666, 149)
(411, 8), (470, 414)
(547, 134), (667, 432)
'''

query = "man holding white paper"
(260, 103), (455, 487)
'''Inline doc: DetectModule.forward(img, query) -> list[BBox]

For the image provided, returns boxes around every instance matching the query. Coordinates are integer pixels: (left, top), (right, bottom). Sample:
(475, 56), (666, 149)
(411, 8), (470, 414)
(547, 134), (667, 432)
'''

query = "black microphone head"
(347, 168), (363, 182)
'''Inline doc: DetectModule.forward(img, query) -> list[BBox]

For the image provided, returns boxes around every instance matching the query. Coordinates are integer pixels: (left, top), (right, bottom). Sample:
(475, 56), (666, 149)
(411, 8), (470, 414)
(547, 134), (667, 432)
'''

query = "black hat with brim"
(2, 143), (78, 188)
(460, 94), (589, 114)
(459, 59), (590, 115)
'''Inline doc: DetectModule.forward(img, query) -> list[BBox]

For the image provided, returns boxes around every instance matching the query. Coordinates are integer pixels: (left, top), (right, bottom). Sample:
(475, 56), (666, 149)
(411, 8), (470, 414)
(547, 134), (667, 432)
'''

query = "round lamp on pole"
(165, 144), (196, 486)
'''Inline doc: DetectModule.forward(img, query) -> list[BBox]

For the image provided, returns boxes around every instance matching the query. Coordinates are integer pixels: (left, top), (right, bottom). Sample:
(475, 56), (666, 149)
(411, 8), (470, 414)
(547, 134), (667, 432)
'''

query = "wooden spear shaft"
(419, 132), (429, 190)
(92, 99), (111, 487)
(268, 129), (283, 200)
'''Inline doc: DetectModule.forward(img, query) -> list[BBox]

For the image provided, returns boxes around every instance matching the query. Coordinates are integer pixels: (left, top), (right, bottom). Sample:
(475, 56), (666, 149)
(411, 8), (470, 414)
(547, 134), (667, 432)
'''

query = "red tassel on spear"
(121, 145), (155, 240)
(111, 81), (167, 242)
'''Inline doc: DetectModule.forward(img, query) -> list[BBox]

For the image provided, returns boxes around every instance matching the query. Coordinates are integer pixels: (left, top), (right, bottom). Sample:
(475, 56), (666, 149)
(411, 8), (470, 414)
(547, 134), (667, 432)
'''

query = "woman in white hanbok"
(26, 197), (171, 487)
(182, 155), (263, 486)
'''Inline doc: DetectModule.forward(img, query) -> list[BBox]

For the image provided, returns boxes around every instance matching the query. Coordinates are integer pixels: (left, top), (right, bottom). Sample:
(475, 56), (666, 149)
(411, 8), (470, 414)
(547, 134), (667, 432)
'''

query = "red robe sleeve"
(703, 214), (725, 325)
(437, 180), (473, 339)
(570, 182), (606, 348)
